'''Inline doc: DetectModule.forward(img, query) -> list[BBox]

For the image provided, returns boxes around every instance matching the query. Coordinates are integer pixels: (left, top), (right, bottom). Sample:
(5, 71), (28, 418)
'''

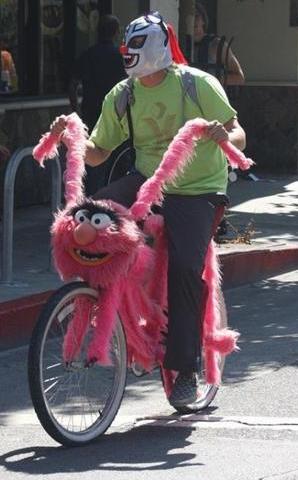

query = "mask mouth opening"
(123, 53), (139, 69)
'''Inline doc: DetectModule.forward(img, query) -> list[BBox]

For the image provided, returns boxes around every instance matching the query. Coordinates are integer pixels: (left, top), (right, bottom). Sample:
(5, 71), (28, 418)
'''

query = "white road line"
(134, 414), (298, 431)
(2, 411), (298, 432)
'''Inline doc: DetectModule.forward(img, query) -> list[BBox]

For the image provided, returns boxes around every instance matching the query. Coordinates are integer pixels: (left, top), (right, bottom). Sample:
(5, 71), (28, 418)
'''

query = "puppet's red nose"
(73, 223), (97, 245)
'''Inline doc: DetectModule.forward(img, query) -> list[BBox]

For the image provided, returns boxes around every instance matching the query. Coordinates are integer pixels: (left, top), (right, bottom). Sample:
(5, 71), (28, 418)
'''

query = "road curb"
(1, 245), (298, 350)
(0, 291), (53, 350)
(221, 245), (298, 289)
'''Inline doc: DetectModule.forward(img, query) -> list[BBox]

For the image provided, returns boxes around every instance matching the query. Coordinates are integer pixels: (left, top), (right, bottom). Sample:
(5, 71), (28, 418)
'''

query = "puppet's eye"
(74, 210), (90, 224)
(90, 213), (113, 230)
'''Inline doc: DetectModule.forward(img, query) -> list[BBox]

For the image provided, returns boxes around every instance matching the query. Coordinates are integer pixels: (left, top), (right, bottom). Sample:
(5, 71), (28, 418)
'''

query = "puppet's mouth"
(69, 248), (112, 266)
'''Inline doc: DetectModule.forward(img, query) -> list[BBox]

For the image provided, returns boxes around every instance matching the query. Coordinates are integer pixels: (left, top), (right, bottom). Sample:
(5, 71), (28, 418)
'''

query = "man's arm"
(85, 140), (111, 166)
(206, 117), (246, 151)
(50, 116), (111, 166)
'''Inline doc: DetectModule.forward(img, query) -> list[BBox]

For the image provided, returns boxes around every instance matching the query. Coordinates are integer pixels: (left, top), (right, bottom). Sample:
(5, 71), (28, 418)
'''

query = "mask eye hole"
(90, 213), (114, 230)
(74, 209), (90, 224)
(127, 35), (146, 49)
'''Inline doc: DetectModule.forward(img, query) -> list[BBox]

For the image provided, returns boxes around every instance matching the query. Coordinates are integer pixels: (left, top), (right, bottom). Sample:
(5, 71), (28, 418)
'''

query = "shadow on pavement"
(224, 275), (298, 384)
(0, 425), (202, 475)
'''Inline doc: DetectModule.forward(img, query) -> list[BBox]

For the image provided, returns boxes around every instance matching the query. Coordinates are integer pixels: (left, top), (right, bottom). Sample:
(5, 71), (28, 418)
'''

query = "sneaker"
(168, 372), (199, 408)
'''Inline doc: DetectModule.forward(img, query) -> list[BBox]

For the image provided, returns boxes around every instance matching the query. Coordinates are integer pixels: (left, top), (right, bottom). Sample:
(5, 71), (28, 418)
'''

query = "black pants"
(94, 173), (226, 372)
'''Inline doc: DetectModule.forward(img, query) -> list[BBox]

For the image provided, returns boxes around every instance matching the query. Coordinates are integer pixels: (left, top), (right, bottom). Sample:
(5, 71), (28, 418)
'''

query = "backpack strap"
(223, 36), (234, 88)
(114, 77), (136, 167)
(215, 35), (226, 80)
(114, 77), (134, 120)
(179, 68), (200, 109)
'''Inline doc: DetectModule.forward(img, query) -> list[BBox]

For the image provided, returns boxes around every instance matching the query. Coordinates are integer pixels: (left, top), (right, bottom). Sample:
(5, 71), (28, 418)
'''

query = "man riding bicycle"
(50, 11), (246, 410)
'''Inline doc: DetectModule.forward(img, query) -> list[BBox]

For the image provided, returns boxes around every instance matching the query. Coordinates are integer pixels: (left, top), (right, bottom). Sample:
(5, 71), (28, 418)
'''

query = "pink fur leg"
(63, 296), (94, 363)
(120, 284), (165, 371)
(87, 282), (123, 365)
(202, 240), (239, 385)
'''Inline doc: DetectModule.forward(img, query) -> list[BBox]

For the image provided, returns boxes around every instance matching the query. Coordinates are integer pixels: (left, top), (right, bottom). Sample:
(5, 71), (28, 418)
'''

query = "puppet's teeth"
(75, 249), (107, 261)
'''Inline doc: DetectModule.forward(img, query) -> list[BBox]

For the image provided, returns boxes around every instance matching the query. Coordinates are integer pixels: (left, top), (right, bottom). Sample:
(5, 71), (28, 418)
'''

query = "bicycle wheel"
(28, 281), (127, 446)
(163, 288), (227, 414)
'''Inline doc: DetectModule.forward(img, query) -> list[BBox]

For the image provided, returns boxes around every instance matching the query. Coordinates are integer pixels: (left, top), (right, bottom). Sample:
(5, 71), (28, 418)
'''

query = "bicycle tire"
(28, 281), (127, 447)
(163, 288), (227, 414)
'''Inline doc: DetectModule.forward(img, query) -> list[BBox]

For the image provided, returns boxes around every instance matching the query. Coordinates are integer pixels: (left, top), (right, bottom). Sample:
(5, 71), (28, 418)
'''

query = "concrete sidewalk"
(0, 173), (298, 349)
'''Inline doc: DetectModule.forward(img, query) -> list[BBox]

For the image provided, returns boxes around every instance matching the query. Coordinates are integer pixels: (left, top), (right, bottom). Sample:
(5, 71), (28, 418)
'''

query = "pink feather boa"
(130, 118), (254, 221)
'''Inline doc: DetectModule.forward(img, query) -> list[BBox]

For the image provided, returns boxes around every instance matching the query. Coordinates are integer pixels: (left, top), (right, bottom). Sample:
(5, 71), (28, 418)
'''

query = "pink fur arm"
(33, 132), (60, 167)
(219, 140), (254, 170)
(33, 113), (88, 205)
(130, 118), (253, 221)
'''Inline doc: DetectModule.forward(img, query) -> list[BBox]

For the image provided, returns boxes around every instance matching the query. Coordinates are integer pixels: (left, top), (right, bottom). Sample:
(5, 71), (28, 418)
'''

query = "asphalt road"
(0, 270), (297, 480)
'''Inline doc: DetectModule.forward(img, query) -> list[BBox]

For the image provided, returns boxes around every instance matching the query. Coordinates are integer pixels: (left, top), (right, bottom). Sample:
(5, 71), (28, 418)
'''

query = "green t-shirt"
(90, 65), (237, 195)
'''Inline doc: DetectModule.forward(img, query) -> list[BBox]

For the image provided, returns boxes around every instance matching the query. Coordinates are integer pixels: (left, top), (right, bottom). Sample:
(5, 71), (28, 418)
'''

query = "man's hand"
(50, 115), (68, 140)
(206, 118), (246, 151)
(49, 115), (111, 167)
(205, 120), (229, 143)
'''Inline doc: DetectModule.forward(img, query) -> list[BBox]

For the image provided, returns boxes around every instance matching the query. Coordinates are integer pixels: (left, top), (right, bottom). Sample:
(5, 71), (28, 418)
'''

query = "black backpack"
(194, 34), (234, 88)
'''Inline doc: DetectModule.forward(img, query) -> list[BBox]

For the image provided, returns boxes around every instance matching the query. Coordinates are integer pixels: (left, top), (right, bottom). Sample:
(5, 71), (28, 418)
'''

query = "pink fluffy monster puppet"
(33, 112), (253, 392)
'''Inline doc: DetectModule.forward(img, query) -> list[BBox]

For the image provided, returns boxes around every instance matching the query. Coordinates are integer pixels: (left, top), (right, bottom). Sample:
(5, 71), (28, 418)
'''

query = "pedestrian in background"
(0, 35), (18, 94)
(69, 14), (126, 195)
(193, 2), (244, 88)
(193, 3), (245, 236)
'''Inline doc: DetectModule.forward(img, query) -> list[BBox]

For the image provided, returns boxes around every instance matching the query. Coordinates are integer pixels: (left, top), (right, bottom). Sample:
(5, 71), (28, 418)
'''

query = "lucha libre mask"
(120, 12), (172, 78)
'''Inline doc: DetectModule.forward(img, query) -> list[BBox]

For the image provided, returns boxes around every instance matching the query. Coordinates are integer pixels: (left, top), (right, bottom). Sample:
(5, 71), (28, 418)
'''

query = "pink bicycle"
(28, 113), (252, 446)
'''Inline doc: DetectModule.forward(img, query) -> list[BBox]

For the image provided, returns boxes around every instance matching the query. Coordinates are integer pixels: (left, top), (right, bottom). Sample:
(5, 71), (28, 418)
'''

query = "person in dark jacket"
(69, 14), (126, 194)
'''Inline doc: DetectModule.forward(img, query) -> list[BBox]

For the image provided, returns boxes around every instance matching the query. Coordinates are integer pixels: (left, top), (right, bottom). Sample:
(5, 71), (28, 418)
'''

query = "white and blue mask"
(120, 12), (172, 78)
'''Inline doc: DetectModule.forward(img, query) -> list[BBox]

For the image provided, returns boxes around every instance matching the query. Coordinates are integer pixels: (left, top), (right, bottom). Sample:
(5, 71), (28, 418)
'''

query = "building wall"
(150, 0), (179, 31)
(218, 0), (298, 82)
(233, 85), (298, 173)
(112, 0), (139, 31)
(113, 0), (179, 37)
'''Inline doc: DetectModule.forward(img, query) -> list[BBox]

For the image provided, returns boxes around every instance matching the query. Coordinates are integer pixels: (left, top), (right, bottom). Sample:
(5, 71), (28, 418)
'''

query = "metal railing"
(1, 147), (62, 285)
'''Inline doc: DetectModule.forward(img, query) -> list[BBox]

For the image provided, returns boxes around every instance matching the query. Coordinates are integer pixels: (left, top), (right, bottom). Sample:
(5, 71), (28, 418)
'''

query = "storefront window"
(76, 0), (100, 58)
(41, 0), (64, 94)
(290, 0), (298, 26)
(0, 0), (112, 98)
(0, 0), (19, 94)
